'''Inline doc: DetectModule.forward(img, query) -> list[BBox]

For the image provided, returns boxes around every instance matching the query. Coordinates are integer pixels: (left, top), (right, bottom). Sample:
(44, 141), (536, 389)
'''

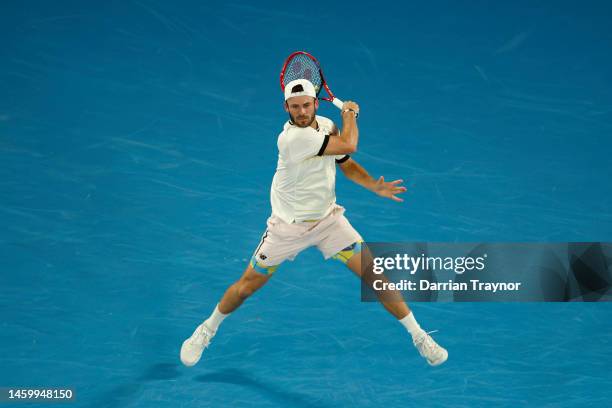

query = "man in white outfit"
(181, 79), (448, 367)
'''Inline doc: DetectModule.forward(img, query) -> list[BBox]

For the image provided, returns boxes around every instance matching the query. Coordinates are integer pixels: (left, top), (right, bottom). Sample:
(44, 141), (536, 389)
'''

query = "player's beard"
(289, 111), (316, 128)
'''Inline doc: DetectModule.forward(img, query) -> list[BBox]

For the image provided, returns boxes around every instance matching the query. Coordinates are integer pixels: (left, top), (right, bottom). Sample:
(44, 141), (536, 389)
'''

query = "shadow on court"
(88, 364), (330, 408)
(195, 368), (333, 408)
(86, 363), (182, 407)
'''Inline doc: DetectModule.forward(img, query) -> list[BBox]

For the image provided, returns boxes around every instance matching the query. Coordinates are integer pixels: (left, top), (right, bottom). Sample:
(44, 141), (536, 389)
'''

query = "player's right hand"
(341, 101), (359, 117)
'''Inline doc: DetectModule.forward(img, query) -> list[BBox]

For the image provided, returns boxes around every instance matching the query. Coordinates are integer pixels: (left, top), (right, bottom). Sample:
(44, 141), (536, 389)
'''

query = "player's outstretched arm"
(339, 158), (407, 202)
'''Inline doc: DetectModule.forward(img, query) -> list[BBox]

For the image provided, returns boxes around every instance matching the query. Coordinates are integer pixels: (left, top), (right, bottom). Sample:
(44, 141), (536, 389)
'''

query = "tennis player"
(181, 79), (448, 367)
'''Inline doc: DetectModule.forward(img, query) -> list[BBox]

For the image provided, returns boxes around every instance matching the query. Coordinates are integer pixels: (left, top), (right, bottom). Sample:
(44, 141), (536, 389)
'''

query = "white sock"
(399, 312), (425, 338)
(203, 304), (228, 332)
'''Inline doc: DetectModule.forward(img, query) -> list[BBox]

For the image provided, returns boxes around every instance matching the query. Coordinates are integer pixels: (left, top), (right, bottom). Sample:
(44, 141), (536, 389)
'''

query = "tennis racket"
(280, 51), (345, 111)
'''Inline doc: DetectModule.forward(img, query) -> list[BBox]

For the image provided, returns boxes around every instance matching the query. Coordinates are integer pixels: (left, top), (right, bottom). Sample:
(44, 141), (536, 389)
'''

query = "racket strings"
(283, 54), (323, 94)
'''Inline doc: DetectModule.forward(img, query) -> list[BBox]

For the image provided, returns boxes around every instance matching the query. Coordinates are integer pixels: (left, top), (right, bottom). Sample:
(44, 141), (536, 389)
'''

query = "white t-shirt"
(270, 115), (349, 224)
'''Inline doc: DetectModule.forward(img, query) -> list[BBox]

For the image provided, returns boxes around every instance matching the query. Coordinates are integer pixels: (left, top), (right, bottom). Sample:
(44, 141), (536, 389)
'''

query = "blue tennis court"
(1, 1), (611, 407)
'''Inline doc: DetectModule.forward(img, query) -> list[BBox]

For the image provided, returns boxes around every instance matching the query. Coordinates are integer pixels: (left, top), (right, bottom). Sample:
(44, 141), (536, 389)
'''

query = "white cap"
(284, 79), (317, 101)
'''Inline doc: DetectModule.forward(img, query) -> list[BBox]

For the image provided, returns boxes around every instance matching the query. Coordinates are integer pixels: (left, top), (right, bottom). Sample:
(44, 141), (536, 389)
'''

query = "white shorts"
(250, 205), (363, 273)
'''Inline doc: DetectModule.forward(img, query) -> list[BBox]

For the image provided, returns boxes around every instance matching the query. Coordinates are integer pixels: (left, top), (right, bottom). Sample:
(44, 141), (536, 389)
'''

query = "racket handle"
(333, 97), (359, 118)
(332, 97), (344, 110)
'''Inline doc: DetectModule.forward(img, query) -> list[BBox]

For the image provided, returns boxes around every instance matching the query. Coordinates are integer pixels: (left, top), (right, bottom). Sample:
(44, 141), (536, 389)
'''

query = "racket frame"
(280, 51), (344, 110)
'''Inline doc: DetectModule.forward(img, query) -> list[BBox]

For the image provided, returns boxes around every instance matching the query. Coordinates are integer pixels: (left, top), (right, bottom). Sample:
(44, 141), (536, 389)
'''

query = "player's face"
(284, 96), (318, 128)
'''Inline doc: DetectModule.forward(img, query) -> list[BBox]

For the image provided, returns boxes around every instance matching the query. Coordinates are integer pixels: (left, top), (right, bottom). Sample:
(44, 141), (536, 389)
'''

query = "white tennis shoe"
(180, 323), (215, 367)
(413, 330), (448, 366)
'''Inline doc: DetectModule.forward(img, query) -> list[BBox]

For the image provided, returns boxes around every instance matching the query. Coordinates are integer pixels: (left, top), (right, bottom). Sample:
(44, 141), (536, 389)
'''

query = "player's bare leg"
(342, 242), (448, 366)
(218, 265), (272, 314)
(345, 245), (410, 319)
(180, 263), (273, 367)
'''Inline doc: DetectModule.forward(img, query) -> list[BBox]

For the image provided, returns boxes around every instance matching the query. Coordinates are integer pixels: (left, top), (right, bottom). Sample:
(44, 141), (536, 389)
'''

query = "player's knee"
(235, 269), (268, 299)
(237, 282), (256, 299)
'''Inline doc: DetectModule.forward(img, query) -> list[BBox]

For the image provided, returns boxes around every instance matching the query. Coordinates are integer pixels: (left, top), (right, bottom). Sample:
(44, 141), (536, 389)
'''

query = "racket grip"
(332, 97), (344, 110)
(334, 97), (359, 118)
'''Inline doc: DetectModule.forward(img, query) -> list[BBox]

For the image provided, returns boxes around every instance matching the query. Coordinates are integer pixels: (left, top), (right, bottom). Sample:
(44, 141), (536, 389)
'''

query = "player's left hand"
(373, 176), (407, 202)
